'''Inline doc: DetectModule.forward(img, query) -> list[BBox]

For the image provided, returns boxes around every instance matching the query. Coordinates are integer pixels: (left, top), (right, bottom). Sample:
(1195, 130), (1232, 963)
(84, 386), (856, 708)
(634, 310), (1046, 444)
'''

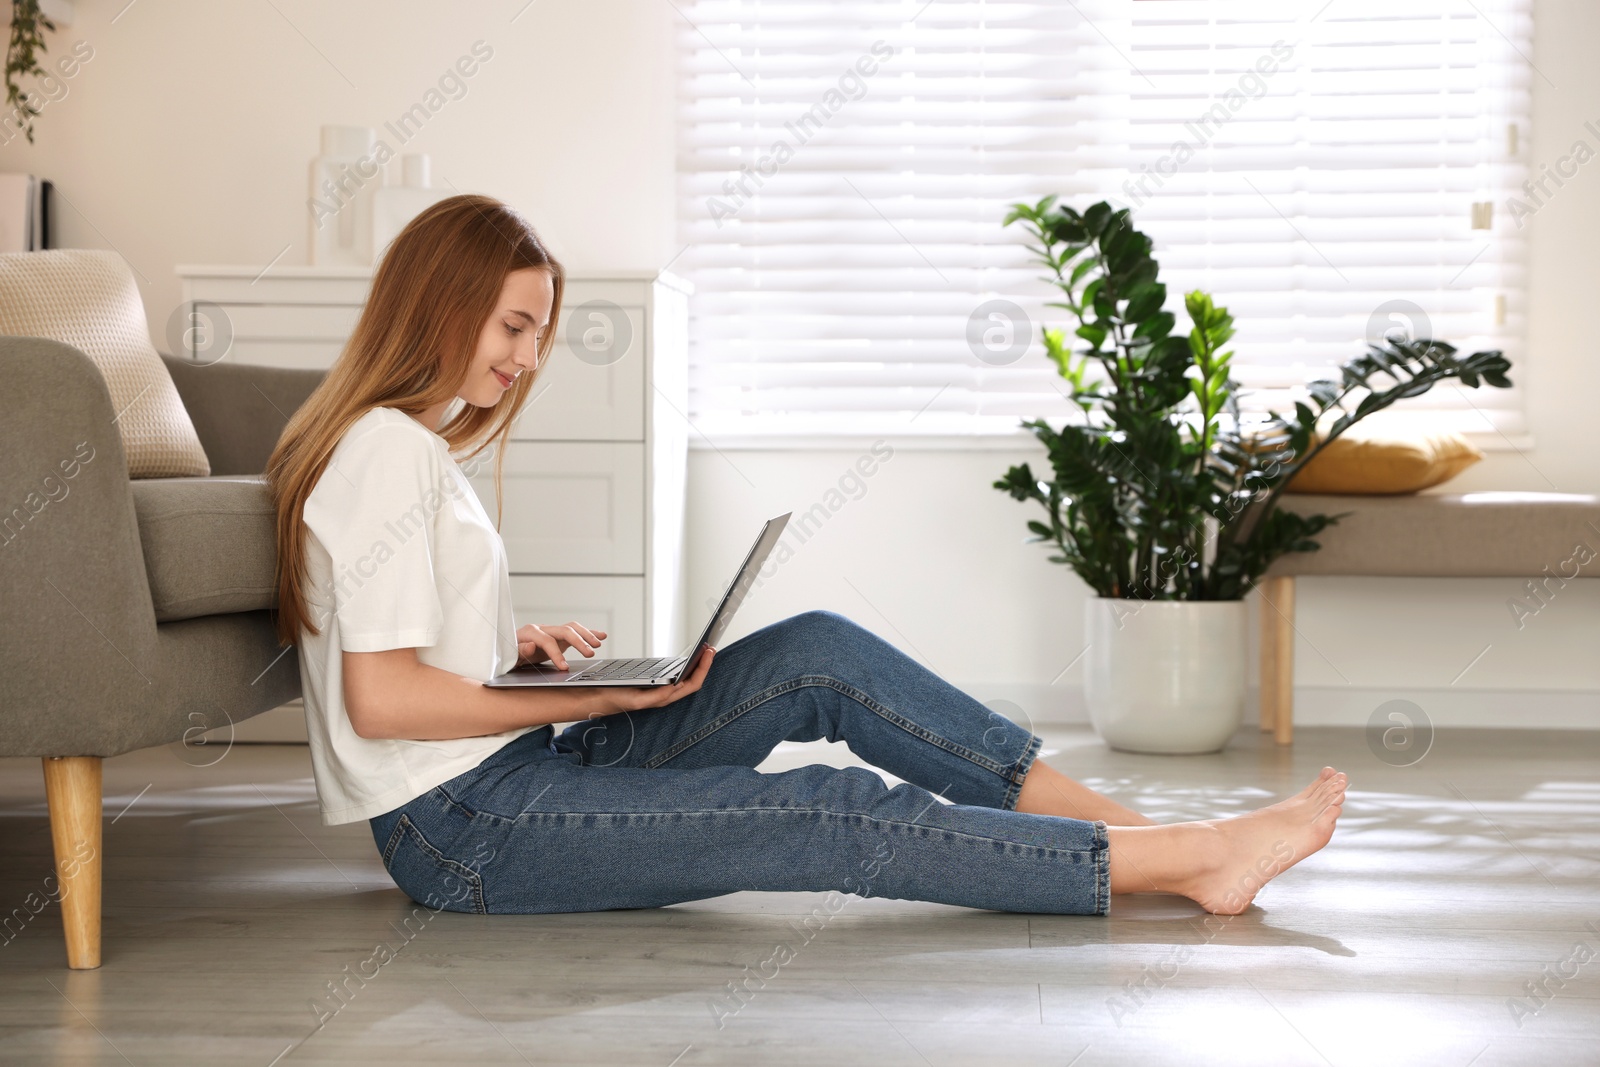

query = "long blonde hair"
(266, 194), (565, 645)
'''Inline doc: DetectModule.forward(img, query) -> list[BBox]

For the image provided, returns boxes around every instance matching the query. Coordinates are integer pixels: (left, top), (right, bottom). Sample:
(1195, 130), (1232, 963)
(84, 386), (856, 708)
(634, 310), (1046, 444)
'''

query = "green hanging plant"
(5, 0), (56, 144)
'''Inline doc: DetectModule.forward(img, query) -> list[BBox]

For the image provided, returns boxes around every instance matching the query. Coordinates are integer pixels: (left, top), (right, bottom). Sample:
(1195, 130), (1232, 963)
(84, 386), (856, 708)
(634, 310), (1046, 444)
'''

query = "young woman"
(266, 195), (1346, 919)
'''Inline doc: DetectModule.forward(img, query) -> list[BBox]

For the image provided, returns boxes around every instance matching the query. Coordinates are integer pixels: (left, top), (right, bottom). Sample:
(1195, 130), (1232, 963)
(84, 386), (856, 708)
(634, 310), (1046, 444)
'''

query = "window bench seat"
(1259, 491), (1600, 743)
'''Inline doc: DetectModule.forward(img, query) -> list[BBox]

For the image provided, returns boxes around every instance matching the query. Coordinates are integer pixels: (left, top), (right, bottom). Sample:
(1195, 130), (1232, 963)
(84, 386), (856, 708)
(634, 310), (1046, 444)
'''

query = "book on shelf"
(0, 174), (53, 252)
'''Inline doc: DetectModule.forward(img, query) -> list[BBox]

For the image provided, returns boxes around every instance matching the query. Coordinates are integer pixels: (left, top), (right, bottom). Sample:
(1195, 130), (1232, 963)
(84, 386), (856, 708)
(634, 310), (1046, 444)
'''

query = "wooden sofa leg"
(1259, 577), (1296, 745)
(41, 756), (103, 969)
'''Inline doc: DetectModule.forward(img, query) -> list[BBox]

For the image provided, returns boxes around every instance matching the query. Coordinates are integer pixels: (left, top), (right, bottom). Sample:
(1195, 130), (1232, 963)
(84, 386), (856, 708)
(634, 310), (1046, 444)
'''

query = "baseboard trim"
(1273, 686), (1600, 730)
(963, 683), (1600, 731)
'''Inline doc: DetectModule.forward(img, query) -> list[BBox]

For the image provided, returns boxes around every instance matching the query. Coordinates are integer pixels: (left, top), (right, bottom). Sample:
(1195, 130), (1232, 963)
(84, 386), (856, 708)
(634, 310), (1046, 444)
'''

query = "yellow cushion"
(1285, 428), (1482, 495)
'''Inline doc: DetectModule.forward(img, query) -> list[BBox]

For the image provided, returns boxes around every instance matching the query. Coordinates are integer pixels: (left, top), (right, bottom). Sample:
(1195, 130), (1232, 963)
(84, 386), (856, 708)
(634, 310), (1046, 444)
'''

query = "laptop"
(483, 512), (791, 688)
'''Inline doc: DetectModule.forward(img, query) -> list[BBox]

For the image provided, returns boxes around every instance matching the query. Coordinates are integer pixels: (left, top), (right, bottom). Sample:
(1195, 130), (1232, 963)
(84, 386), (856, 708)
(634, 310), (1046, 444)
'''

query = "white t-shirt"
(296, 406), (537, 825)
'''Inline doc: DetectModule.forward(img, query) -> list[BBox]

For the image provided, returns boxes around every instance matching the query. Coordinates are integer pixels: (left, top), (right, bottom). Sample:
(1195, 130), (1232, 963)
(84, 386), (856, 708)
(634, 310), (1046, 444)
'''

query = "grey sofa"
(0, 336), (325, 968)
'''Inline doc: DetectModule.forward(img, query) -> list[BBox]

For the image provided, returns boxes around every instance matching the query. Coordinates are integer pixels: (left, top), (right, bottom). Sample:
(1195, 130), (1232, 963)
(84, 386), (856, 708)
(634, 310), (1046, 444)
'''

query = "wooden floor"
(2, 725), (1597, 1066)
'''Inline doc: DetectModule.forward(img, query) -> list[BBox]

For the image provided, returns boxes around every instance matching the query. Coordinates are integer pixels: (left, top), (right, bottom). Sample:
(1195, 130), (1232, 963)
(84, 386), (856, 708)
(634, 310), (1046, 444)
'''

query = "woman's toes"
(1297, 769), (1342, 802)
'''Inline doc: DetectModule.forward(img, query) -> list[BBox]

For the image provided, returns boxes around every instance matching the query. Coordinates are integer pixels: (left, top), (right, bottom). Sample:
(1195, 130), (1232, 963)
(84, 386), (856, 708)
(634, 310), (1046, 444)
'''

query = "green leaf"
(1308, 379), (1342, 409)
(1124, 283), (1167, 322)
(1083, 201), (1113, 237)
(1132, 311), (1175, 341)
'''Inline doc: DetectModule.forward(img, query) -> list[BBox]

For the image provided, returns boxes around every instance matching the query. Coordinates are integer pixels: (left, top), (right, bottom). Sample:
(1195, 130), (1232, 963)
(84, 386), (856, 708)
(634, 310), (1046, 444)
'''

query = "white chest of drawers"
(177, 265), (692, 669)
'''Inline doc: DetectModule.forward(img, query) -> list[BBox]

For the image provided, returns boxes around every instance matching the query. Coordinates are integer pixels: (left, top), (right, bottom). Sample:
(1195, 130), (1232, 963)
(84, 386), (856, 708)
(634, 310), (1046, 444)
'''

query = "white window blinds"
(1120, 0), (1532, 437)
(676, 0), (1532, 439)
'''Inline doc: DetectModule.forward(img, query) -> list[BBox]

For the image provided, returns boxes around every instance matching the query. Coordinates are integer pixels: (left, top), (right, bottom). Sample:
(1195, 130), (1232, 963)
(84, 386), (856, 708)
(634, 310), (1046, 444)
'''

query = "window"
(676, 0), (1532, 440)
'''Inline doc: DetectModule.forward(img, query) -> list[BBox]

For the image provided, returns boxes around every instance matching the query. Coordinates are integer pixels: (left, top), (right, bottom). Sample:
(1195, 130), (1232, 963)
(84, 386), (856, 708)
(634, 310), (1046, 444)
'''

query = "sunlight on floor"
(2, 725), (1597, 1066)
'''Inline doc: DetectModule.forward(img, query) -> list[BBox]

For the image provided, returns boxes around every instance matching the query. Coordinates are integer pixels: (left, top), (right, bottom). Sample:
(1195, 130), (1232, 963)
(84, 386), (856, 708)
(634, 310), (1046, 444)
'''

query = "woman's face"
(459, 267), (556, 408)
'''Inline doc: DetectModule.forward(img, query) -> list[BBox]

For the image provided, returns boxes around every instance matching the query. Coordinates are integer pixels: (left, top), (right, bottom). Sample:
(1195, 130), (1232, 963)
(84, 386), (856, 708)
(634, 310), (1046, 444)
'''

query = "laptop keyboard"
(570, 656), (684, 681)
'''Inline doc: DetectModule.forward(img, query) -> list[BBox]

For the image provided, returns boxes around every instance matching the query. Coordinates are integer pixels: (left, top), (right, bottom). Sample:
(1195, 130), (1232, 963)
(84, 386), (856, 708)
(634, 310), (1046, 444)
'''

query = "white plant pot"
(1083, 598), (1247, 754)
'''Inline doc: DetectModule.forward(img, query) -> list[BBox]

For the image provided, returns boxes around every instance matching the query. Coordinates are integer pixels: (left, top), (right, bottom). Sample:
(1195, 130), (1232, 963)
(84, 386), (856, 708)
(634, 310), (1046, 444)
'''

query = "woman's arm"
(341, 644), (715, 741)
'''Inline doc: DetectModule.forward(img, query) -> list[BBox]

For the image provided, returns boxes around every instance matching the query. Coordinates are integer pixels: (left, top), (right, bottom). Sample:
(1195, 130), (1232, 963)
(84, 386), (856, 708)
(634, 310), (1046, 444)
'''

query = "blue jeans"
(368, 610), (1110, 915)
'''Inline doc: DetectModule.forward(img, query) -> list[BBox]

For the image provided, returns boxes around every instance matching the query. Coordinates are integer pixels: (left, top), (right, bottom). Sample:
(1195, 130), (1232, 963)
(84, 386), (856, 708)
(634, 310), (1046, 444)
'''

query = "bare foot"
(1107, 767), (1346, 914)
(1174, 767), (1347, 914)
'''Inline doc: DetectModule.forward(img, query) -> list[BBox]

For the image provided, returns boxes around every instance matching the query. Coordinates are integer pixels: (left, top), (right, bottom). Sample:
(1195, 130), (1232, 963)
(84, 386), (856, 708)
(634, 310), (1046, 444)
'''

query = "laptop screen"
(685, 512), (791, 656)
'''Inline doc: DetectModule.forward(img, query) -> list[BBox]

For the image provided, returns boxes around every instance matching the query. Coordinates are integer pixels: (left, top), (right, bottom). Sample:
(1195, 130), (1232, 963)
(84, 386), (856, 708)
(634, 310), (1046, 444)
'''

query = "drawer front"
(181, 303), (361, 368)
(468, 442), (644, 574)
(515, 303), (645, 442)
(215, 303), (363, 341)
(508, 575), (645, 659)
(184, 274), (373, 304)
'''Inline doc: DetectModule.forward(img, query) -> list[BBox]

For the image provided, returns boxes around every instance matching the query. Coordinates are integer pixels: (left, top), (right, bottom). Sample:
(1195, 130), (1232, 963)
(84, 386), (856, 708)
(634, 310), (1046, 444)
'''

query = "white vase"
(1082, 598), (1246, 754)
(308, 125), (381, 267)
(372, 153), (450, 260)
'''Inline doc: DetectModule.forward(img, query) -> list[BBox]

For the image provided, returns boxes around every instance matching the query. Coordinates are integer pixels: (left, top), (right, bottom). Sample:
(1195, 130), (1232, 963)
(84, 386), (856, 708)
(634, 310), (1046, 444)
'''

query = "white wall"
(684, 445), (1600, 731)
(0, 0), (678, 325)
(683, 0), (1600, 730)
(4, 0), (1593, 731)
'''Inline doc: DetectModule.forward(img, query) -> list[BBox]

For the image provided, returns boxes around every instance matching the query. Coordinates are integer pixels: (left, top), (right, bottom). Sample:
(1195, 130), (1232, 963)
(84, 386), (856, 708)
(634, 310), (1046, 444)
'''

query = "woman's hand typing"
(516, 621), (608, 671)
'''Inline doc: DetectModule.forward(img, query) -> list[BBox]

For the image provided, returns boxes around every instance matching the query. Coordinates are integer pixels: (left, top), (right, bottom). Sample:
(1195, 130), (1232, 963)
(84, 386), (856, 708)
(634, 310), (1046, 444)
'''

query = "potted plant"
(993, 199), (1512, 753)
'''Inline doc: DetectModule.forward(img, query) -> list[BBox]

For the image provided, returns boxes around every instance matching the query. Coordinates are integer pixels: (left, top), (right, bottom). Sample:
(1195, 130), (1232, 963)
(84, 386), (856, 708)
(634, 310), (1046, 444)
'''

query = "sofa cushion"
(0, 249), (210, 478)
(1270, 492), (1600, 578)
(131, 476), (277, 622)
